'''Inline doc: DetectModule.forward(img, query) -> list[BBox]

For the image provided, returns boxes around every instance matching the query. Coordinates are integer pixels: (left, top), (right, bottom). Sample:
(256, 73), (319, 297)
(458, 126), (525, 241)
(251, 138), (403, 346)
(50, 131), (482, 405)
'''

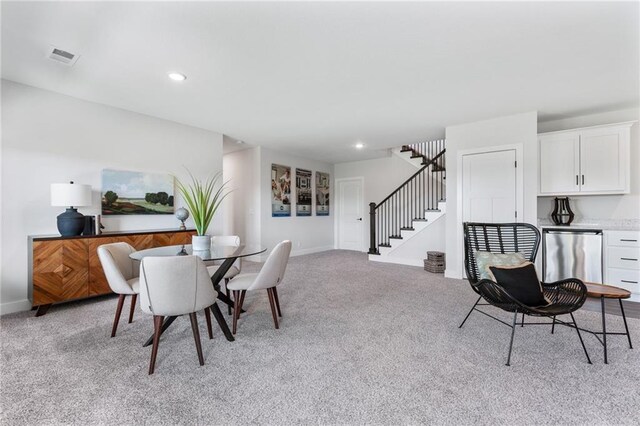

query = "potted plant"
(175, 170), (230, 251)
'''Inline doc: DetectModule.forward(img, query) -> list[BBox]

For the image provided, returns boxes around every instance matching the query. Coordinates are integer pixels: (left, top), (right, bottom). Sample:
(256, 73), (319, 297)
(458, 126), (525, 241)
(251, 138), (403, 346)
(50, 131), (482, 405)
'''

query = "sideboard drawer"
(607, 246), (640, 270)
(607, 268), (640, 295)
(606, 230), (640, 247)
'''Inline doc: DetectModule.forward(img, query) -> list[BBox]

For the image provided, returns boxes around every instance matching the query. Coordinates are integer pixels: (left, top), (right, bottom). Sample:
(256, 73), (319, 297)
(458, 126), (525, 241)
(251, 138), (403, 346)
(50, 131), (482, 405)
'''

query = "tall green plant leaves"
(175, 170), (230, 235)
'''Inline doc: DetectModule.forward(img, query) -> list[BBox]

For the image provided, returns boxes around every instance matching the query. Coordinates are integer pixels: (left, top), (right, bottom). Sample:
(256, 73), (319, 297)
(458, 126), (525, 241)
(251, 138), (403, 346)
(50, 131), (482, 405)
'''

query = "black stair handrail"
(368, 139), (446, 255)
(375, 149), (445, 208)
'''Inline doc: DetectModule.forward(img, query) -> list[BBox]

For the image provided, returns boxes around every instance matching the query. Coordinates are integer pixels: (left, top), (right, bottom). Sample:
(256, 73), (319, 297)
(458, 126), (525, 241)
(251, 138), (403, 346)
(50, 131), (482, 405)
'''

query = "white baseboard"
(291, 245), (334, 257)
(256, 245), (334, 262)
(445, 269), (463, 279)
(369, 255), (423, 267)
(0, 299), (32, 315)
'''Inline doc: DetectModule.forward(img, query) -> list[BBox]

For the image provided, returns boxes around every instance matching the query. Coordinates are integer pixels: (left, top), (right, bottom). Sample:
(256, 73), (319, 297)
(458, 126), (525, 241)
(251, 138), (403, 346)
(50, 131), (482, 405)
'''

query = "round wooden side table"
(584, 282), (633, 364)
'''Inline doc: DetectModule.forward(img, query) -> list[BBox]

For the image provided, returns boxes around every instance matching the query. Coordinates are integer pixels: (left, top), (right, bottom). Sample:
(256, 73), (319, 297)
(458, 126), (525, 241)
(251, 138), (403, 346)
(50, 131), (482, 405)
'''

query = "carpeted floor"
(1, 250), (638, 425)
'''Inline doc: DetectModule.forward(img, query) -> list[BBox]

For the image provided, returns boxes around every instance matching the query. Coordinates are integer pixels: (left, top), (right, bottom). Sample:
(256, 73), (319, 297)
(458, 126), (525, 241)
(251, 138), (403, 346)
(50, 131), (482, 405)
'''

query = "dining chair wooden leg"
(111, 294), (126, 337)
(272, 287), (282, 317)
(189, 313), (205, 366)
(238, 290), (246, 319)
(225, 278), (231, 315)
(149, 315), (164, 375)
(204, 307), (214, 339)
(128, 294), (137, 324)
(232, 290), (241, 335)
(267, 288), (279, 330)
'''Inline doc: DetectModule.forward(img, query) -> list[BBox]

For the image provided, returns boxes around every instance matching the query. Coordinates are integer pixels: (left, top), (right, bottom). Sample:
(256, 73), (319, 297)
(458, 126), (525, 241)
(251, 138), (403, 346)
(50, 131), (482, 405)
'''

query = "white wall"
(222, 147), (261, 247)
(259, 147), (334, 257)
(378, 214), (446, 266)
(223, 146), (334, 258)
(1, 80), (224, 314)
(537, 107), (640, 221)
(444, 111), (538, 279)
(334, 153), (418, 250)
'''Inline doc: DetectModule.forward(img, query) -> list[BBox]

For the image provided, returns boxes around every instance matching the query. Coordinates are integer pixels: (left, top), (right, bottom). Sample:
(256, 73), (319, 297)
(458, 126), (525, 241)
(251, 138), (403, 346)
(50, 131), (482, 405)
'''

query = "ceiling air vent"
(46, 46), (80, 66)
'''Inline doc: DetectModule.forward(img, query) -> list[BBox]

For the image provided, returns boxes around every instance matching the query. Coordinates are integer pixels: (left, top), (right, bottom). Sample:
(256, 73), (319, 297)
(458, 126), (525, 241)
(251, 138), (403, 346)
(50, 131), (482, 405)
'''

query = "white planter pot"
(192, 235), (211, 251)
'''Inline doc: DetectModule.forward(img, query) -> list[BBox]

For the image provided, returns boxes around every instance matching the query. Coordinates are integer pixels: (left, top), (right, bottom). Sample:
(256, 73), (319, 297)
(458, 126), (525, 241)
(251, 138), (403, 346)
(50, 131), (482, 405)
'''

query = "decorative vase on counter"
(192, 235), (212, 251)
(551, 197), (575, 226)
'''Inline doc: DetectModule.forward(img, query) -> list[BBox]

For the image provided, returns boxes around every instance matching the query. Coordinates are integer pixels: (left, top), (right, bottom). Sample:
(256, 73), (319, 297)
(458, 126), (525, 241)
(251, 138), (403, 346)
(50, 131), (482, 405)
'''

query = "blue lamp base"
(57, 208), (86, 236)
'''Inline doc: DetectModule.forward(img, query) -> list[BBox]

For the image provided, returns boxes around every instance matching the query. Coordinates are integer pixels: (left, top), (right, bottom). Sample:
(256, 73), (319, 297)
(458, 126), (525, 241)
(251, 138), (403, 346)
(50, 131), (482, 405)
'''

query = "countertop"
(29, 228), (195, 241)
(537, 219), (640, 232)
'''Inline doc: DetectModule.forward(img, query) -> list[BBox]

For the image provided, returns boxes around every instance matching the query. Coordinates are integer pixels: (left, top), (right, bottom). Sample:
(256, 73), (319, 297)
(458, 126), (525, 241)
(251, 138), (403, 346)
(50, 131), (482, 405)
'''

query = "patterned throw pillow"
(474, 251), (527, 281)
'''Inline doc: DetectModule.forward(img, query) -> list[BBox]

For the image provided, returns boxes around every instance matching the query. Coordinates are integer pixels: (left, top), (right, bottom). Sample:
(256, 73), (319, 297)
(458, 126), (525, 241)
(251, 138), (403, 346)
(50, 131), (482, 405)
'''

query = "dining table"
(130, 243), (266, 345)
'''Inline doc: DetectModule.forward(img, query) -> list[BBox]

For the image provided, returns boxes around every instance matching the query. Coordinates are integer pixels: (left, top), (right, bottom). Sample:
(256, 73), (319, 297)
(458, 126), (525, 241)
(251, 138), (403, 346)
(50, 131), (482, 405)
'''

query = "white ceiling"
(2, 1), (638, 163)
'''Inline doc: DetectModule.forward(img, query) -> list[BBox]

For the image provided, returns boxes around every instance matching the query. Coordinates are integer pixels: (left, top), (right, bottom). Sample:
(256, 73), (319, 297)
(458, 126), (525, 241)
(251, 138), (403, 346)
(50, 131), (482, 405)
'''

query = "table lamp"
(51, 181), (92, 236)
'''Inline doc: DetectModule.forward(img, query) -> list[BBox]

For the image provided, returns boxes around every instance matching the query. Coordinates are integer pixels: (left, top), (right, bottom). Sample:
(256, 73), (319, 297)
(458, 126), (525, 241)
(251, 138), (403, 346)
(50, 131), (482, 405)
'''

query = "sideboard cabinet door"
(33, 240), (89, 305)
(87, 237), (118, 296)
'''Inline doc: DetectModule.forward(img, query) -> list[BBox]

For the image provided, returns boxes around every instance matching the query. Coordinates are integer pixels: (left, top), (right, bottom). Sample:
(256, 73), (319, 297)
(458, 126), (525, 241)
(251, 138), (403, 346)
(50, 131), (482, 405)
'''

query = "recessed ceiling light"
(355, 142), (365, 149)
(168, 72), (187, 81)
(236, 140), (245, 144)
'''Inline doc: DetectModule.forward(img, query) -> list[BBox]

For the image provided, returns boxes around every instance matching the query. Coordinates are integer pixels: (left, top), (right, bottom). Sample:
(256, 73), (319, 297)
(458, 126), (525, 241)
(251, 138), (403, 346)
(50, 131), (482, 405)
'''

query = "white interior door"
(337, 178), (364, 251)
(462, 150), (518, 223)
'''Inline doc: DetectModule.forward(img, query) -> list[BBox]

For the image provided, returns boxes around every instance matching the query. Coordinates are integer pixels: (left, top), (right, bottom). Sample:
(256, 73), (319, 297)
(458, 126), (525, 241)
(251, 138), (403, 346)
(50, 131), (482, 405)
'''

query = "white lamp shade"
(51, 183), (92, 207)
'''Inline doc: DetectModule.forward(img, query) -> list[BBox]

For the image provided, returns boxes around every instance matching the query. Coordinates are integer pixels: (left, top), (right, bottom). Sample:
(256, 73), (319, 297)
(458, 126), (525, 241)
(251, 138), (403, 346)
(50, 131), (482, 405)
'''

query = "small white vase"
(192, 235), (211, 251)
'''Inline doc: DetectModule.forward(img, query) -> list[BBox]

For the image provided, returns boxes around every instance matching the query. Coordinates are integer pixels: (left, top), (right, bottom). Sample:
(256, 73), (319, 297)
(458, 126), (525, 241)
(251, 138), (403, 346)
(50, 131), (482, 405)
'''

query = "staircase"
(368, 139), (446, 266)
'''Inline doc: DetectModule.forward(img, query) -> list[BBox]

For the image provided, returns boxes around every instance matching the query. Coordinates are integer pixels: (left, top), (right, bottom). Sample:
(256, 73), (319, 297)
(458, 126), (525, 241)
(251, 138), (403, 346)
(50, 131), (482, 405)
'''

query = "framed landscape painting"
(101, 169), (174, 215)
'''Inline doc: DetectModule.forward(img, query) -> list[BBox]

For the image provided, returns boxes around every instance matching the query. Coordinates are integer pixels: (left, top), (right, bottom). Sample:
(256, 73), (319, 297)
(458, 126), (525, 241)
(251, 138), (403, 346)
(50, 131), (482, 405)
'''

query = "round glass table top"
(129, 244), (266, 261)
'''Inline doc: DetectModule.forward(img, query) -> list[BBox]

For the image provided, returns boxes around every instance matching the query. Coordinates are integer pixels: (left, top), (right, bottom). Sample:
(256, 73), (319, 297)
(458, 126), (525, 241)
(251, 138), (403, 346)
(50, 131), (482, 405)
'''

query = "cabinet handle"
(620, 258), (638, 261)
(582, 175), (584, 185)
(576, 175), (579, 185)
(621, 280), (638, 284)
(620, 239), (638, 242)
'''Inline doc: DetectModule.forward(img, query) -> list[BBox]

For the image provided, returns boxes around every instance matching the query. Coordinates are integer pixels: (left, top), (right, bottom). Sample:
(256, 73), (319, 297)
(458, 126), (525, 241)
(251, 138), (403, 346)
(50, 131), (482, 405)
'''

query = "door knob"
(357, 218), (362, 221)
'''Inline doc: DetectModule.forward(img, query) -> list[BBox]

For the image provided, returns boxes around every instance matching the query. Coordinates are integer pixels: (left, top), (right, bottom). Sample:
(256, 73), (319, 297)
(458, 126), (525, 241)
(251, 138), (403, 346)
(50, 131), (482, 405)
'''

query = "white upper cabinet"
(580, 126), (627, 192)
(538, 122), (634, 195)
(539, 131), (580, 194)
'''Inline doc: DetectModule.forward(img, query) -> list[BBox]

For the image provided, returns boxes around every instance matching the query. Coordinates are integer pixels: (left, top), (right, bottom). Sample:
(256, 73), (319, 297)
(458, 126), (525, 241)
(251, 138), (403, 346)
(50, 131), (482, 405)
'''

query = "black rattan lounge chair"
(460, 222), (591, 365)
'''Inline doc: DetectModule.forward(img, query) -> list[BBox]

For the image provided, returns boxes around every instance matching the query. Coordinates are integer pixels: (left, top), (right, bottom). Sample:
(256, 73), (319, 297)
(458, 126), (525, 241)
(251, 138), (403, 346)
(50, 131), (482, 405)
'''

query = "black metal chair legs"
(570, 312), (592, 364)
(502, 311), (592, 366)
(505, 310), (519, 366)
(458, 296), (482, 329)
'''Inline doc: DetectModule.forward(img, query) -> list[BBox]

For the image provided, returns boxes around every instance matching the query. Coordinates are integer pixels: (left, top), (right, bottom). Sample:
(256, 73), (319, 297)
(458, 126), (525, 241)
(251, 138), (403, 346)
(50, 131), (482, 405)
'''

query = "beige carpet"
(1, 250), (638, 425)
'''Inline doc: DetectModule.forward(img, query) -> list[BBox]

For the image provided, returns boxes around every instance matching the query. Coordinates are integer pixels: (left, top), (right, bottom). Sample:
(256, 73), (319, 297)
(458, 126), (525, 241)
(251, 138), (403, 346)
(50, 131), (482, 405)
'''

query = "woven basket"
(427, 251), (445, 261)
(424, 251), (445, 273)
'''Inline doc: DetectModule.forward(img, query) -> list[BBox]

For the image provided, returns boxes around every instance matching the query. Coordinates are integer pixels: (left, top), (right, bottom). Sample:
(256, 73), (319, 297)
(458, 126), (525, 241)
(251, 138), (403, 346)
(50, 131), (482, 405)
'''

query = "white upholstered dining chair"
(207, 235), (242, 314)
(227, 240), (292, 334)
(139, 255), (217, 375)
(97, 242), (140, 337)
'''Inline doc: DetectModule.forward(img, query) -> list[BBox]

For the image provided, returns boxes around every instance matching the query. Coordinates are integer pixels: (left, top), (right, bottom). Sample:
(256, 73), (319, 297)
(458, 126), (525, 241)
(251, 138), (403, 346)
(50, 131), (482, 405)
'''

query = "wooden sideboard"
(28, 229), (196, 316)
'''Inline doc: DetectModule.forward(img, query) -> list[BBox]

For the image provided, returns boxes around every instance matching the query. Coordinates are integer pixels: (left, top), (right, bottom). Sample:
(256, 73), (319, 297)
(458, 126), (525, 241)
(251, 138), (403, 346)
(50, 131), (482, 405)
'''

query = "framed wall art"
(316, 171), (330, 216)
(271, 163), (291, 217)
(296, 168), (312, 216)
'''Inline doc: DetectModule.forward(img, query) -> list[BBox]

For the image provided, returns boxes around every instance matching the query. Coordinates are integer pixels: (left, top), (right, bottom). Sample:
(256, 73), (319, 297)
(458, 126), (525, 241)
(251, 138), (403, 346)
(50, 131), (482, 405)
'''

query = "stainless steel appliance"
(543, 228), (603, 283)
